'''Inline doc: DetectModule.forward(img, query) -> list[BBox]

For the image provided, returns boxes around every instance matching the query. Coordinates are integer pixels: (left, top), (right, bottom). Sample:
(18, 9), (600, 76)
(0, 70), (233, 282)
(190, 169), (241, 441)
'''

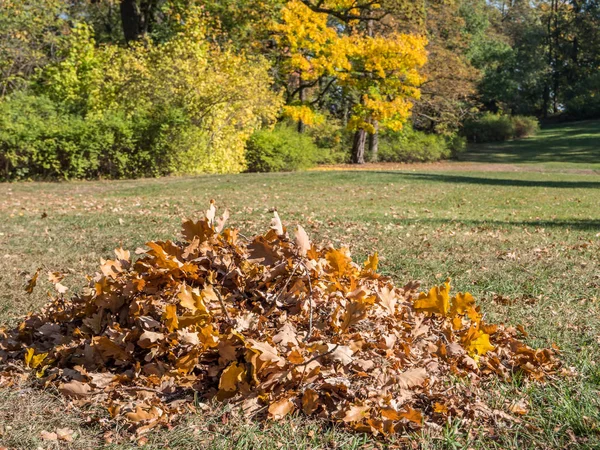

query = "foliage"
(378, 126), (465, 163)
(0, 0), (69, 96)
(463, 113), (539, 143)
(0, 204), (560, 438)
(0, 94), (155, 180)
(273, 0), (428, 133)
(245, 123), (320, 172)
(1, 16), (283, 180)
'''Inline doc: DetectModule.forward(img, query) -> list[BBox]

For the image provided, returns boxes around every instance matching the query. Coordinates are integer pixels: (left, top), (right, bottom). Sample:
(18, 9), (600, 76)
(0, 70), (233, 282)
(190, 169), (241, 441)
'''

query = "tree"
(273, 0), (427, 163)
(0, 0), (69, 96)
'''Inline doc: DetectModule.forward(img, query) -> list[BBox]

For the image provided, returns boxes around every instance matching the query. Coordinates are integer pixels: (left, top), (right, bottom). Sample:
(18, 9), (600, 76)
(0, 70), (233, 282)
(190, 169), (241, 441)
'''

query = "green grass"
(461, 119), (600, 170)
(2, 121), (600, 448)
(1, 168), (600, 449)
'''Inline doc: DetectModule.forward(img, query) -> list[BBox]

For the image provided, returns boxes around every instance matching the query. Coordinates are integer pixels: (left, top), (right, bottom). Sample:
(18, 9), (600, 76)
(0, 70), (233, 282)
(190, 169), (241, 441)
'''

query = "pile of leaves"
(0, 203), (561, 437)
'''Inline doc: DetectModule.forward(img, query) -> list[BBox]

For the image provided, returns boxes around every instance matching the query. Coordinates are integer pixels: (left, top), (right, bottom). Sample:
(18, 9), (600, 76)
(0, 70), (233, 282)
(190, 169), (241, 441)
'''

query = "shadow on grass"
(377, 171), (600, 189)
(387, 217), (600, 231)
(459, 120), (600, 165)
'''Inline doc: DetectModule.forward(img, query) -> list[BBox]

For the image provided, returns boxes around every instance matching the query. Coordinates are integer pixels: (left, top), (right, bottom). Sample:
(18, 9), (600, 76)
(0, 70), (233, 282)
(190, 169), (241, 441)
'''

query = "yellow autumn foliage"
(274, 0), (427, 133)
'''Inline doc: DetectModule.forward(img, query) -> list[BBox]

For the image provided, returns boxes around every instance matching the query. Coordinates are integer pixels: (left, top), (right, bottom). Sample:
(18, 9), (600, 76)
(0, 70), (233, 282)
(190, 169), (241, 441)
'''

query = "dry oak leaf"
(302, 389), (320, 415)
(272, 322), (299, 347)
(364, 252), (379, 272)
(59, 380), (92, 398)
(181, 218), (214, 243)
(138, 331), (164, 349)
(341, 297), (373, 332)
(92, 336), (130, 361)
(56, 428), (75, 442)
(25, 268), (41, 294)
(343, 405), (370, 423)
(163, 304), (179, 332)
(414, 280), (451, 316)
(247, 339), (286, 368)
(270, 211), (284, 236)
(395, 368), (428, 389)
(295, 225), (311, 257)
(268, 398), (294, 420)
(377, 286), (397, 315)
(126, 405), (159, 423)
(178, 284), (208, 314)
(399, 406), (423, 425)
(40, 430), (58, 441)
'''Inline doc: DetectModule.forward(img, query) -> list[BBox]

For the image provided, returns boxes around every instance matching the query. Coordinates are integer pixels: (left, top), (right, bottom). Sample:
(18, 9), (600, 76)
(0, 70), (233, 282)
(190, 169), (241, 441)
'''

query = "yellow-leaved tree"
(273, 0), (427, 162)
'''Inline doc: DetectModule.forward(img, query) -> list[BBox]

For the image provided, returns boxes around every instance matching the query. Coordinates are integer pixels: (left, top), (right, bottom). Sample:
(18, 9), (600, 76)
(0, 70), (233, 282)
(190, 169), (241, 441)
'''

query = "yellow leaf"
(164, 304), (179, 332)
(466, 332), (495, 356)
(218, 362), (246, 394)
(363, 252), (378, 272)
(451, 291), (475, 316)
(414, 280), (451, 316)
(24, 348), (47, 369)
(326, 248), (352, 276)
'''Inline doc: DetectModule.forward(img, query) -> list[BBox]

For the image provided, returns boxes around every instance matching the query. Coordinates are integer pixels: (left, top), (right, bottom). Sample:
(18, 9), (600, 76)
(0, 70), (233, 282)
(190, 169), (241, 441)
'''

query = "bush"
(0, 16), (283, 181)
(377, 126), (461, 163)
(512, 115), (540, 138)
(305, 120), (351, 164)
(246, 124), (320, 172)
(0, 94), (163, 180)
(463, 113), (539, 142)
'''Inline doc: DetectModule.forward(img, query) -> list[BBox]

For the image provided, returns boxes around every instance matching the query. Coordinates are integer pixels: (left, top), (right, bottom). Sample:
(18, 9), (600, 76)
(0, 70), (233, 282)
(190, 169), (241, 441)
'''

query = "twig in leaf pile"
(294, 344), (340, 368)
(301, 262), (315, 342)
(271, 262), (300, 306)
(213, 286), (233, 326)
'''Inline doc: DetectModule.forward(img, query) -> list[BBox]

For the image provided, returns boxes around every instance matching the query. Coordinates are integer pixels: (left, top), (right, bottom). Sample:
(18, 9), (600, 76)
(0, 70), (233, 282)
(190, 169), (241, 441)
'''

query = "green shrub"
(246, 124), (320, 172)
(511, 115), (540, 138)
(0, 93), (175, 181)
(377, 127), (458, 163)
(463, 113), (539, 142)
(305, 120), (351, 164)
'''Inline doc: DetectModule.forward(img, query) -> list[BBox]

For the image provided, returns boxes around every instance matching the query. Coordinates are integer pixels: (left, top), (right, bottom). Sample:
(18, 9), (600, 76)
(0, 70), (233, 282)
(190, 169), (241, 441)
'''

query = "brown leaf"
(342, 405), (370, 423)
(396, 368), (428, 389)
(40, 430), (58, 441)
(377, 286), (397, 315)
(268, 398), (294, 420)
(25, 268), (41, 294)
(59, 380), (92, 398)
(295, 225), (310, 256)
(56, 428), (75, 442)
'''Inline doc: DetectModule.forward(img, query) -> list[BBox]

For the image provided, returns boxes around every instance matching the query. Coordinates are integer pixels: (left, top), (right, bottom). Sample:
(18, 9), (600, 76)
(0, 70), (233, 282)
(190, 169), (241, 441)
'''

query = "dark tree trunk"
(351, 129), (367, 164)
(120, 0), (142, 42)
(298, 84), (306, 133)
(369, 120), (379, 162)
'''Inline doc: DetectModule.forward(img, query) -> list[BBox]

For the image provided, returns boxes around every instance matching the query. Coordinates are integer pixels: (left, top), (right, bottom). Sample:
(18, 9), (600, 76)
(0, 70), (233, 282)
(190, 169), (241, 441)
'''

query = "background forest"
(1, 0), (599, 180)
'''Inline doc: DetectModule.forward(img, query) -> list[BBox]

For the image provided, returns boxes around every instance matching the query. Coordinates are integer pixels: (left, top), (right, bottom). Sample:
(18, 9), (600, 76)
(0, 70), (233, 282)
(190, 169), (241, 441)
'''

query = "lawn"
(460, 119), (600, 171)
(1, 124), (600, 449)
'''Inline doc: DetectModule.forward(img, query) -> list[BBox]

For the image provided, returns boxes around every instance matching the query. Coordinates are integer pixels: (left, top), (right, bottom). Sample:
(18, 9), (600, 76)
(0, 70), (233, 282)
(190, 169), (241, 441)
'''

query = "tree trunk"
(369, 120), (379, 162)
(120, 0), (142, 42)
(351, 129), (367, 164)
(297, 84), (306, 133)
